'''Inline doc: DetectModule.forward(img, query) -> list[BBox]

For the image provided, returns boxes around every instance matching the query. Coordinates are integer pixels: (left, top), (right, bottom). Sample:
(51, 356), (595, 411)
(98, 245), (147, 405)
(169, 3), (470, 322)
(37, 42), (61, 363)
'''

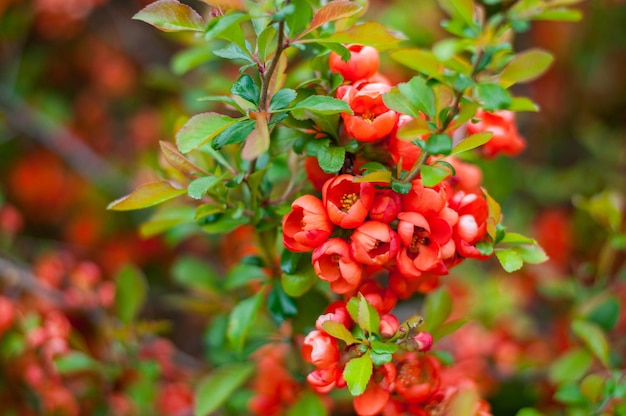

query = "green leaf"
(227, 291), (264, 352)
(301, 0), (363, 36)
(396, 116), (430, 139)
(205, 12), (248, 45)
(54, 351), (100, 374)
(212, 119), (256, 149)
(571, 319), (610, 366)
(114, 264), (147, 324)
(358, 296), (380, 335)
(140, 205), (195, 237)
(370, 340), (399, 354)
(172, 46), (214, 75)
(431, 318), (468, 341)
(281, 269), (317, 297)
(553, 382), (587, 405)
(133, 0), (205, 32)
(315, 22), (402, 49)
(579, 374), (605, 403)
(291, 96), (352, 120)
(268, 283), (298, 323)
(382, 88), (420, 117)
(508, 97), (540, 112)
(231, 74), (260, 106)
(346, 297), (359, 322)
(176, 113), (237, 153)
(107, 181), (186, 211)
(514, 245), (549, 264)
(390, 49), (443, 81)
(398, 77), (436, 118)
(286, 391), (328, 416)
(450, 132), (493, 155)
(194, 363), (255, 416)
(188, 176), (222, 200)
(495, 248), (524, 272)
(391, 180), (412, 195)
(369, 350), (393, 366)
(533, 8), (583, 22)
(225, 263), (266, 290)
(353, 171), (392, 184)
(270, 89), (297, 111)
(501, 49), (554, 87)
(475, 240), (494, 256)
(499, 232), (537, 245)
(321, 321), (360, 345)
(420, 164), (451, 187)
(160, 141), (208, 176)
(515, 408), (546, 416)
(426, 134), (453, 155)
(423, 287), (452, 332)
(437, 0), (474, 25)
(476, 83), (512, 110)
(213, 44), (254, 63)
(317, 145), (345, 173)
(548, 348), (593, 384)
(585, 296), (620, 332)
(343, 353), (373, 396)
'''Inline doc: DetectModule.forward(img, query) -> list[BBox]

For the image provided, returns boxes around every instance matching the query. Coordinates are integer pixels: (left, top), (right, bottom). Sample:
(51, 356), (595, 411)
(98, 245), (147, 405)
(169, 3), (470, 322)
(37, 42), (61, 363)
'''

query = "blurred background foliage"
(1, 0), (625, 414)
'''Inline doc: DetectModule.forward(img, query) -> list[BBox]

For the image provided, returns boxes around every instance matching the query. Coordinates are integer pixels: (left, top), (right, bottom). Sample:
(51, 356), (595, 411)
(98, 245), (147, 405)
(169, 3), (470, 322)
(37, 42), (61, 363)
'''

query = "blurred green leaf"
(426, 134), (453, 155)
(343, 353), (373, 396)
(398, 76), (436, 119)
(195, 363), (255, 416)
(431, 318), (468, 341)
(423, 287), (452, 332)
(516, 408), (546, 416)
(548, 348), (593, 384)
(585, 296), (620, 332)
(115, 264), (147, 324)
(286, 391), (328, 416)
(508, 96), (540, 112)
(572, 320), (610, 366)
(107, 181), (186, 211)
(281, 269), (317, 297)
(133, 0), (205, 32)
(437, 0), (474, 26)
(172, 256), (219, 290)
(160, 141), (208, 176)
(358, 295), (380, 335)
(188, 176), (222, 200)
(315, 22), (402, 49)
(499, 232), (537, 245)
(553, 382), (588, 405)
(213, 44), (254, 63)
(268, 283), (298, 323)
(172, 46), (214, 75)
(390, 49), (443, 81)
(514, 245), (549, 264)
(54, 351), (100, 374)
(533, 8), (583, 22)
(501, 49), (554, 87)
(227, 291), (264, 352)
(476, 83), (512, 110)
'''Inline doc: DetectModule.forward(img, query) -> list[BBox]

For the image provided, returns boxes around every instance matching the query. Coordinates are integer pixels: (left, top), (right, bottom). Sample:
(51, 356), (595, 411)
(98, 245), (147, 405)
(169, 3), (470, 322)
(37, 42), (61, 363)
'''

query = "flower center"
(408, 227), (429, 252)
(341, 193), (359, 211)
(362, 111), (375, 123)
(331, 254), (341, 264)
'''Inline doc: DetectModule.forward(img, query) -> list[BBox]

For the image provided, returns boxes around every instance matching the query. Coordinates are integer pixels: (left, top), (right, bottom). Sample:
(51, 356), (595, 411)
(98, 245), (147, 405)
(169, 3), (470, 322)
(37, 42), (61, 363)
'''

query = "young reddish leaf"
(571, 319), (610, 367)
(133, 0), (205, 32)
(114, 264), (147, 324)
(197, 0), (245, 11)
(501, 49), (554, 87)
(227, 291), (264, 352)
(195, 363), (255, 416)
(300, 0), (363, 37)
(107, 181), (186, 211)
(176, 113), (237, 153)
(495, 248), (524, 272)
(241, 112), (270, 160)
(312, 22), (402, 49)
(160, 141), (209, 177)
(343, 353), (373, 396)
(321, 321), (360, 345)
(450, 131), (493, 155)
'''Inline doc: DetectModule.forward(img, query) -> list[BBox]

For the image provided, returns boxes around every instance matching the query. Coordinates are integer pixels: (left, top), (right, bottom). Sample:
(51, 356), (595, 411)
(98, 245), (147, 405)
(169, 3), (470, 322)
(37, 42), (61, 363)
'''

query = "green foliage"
(107, 181), (186, 211)
(343, 353), (373, 396)
(114, 264), (147, 324)
(132, 0), (205, 32)
(194, 363), (255, 416)
(227, 291), (264, 353)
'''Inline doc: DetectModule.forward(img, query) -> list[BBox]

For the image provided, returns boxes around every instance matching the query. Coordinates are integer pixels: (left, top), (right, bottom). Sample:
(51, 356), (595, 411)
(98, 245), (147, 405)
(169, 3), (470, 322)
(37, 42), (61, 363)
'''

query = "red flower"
(444, 156), (483, 193)
(350, 221), (400, 266)
(0, 296), (16, 338)
(313, 238), (363, 294)
(379, 314), (400, 338)
(323, 175), (375, 229)
(395, 353), (441, 403)
(339, 83), (399, 142)
(466, 110), (525, 158)
(316, 301), (353, 332)
(329, 44), (379, 82)
(388, 114), (425, 170)
(448, 191), (489, 260)
(403, 180), (450, 217)
(396, 212), (452, 278)
(282, 195), (333, 252)
(357, 280), (398, 315)
(307, 365), (340, 393)
(302, 330), (340, 369)
(305, 156), (335, 191)
(369, 190), (403, 223)
(353, 363), (396, 416)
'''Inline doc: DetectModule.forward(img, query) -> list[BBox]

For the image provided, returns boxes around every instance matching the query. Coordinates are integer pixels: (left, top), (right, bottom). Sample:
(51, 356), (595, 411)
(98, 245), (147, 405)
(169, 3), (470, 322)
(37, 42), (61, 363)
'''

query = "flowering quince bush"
(102, 0), (615, 414)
